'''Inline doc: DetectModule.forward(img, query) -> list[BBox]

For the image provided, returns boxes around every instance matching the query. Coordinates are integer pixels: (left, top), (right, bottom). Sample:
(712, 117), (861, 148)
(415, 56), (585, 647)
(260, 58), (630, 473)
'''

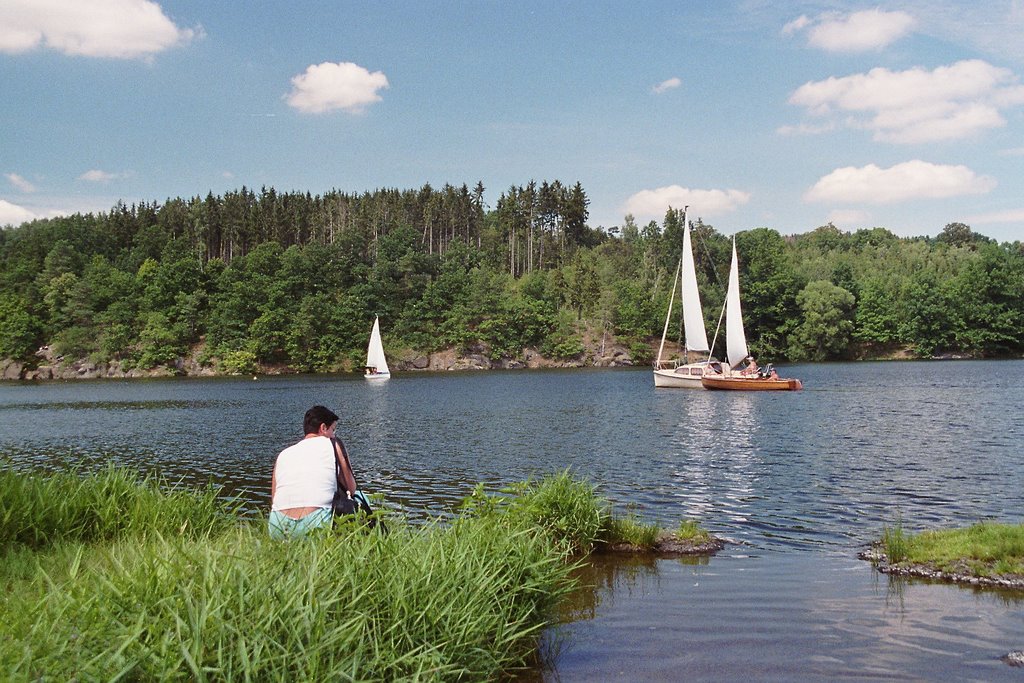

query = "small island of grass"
(601, 514), (724, 555)
(861, 520), (1024, 589)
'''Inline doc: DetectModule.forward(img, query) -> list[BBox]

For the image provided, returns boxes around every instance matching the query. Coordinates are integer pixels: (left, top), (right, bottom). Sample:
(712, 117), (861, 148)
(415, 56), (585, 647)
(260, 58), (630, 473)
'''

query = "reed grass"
(882, 516), (909, 564)
(603, 514), (661, 548)
(0, 467), (589, 681)
(458, 470), (609, 555)
(0, 464), (239, 549)
(676, 519), (713, 543)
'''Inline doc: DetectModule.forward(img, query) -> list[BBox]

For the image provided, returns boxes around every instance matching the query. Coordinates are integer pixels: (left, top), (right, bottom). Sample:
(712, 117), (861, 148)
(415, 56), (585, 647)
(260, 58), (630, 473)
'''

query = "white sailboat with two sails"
(653, 207), (721, 388)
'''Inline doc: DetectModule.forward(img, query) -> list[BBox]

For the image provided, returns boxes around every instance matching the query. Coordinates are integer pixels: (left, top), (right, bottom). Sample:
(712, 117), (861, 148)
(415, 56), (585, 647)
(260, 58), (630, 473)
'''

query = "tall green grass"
(0, 464), (238, 549)
(603, 513), (661, 547)
(458, 470), (609, 554)
(0, 468), (588, 681)
(882, 516), (909, 564)
(2, 521), (571, 680)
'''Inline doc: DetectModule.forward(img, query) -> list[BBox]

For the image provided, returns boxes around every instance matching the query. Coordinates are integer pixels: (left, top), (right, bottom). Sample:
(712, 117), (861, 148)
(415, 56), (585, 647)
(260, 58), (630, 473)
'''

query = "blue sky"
(2, 1), (1023, 242)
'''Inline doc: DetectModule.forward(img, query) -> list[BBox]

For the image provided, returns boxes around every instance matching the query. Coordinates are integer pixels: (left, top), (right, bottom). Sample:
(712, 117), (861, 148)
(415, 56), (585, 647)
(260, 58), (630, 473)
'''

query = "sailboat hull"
(701, 375), (802, 391)
(653, 366), (704, 388)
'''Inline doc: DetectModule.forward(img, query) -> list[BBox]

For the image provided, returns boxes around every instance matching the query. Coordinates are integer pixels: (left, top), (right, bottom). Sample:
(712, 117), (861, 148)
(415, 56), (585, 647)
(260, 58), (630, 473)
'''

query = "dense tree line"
(1, 182), (1022, 374)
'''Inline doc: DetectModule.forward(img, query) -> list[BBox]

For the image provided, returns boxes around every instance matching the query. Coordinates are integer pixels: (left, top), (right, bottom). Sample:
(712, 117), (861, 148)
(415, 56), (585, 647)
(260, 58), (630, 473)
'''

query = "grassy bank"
(0, 466), (711, 680)
(872, 520), (1024, 585)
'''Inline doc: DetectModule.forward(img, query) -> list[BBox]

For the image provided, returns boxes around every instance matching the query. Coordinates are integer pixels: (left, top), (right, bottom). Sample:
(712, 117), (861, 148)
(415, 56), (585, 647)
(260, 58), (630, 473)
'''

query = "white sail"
(725, 238), (748, 369)
(365, 317), (390, 376)
(680, 210), (709, 353)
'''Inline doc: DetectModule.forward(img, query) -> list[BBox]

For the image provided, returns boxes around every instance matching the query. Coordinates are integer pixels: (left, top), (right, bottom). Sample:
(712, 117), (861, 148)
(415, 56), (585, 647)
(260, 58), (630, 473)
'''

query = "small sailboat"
(701, 239), (802, 391)
(653, 207), (720, 388)
(364, 316), (391, 381)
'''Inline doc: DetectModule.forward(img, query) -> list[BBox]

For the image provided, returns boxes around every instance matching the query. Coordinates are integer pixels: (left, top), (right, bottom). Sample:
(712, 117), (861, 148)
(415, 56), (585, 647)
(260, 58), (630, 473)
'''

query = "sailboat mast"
(679, 206), (687, 352)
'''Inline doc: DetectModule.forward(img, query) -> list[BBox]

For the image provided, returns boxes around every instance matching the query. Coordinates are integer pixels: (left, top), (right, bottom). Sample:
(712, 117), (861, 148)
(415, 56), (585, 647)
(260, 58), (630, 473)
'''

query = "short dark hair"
(303, 405), (339, 435)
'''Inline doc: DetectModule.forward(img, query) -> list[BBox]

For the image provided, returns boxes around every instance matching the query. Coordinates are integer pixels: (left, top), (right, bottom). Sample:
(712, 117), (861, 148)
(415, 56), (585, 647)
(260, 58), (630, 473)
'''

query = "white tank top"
(271, 436), (337, 510)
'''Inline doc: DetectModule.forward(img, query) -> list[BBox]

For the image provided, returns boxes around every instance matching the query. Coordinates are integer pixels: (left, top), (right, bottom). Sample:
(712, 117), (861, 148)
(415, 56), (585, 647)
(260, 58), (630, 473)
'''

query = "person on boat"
(740, 356), (759, 376)
(269, 405), (357, 539)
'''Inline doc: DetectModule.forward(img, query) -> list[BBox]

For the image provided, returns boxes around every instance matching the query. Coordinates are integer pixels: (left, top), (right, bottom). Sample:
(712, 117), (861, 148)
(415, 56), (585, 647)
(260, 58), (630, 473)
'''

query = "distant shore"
(0, 340), (1007, 382)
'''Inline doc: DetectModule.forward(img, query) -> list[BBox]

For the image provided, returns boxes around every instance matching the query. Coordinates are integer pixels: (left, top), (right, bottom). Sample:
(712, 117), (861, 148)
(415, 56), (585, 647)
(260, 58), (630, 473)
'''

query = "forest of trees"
(1, 180), (1022, 376)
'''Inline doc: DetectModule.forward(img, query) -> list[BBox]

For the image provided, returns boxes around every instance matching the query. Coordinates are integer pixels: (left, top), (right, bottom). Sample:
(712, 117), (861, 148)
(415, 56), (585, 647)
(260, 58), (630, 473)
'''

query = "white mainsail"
(680, 211), (709, 354)
(365, 317), (390, 376)
(725, 238), (749, 369)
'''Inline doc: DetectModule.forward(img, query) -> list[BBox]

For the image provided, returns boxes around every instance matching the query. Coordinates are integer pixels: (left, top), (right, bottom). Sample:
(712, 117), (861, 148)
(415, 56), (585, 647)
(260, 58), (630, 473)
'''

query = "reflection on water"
(2, 362), (1024, 679)
(537, 553), (1024, 682)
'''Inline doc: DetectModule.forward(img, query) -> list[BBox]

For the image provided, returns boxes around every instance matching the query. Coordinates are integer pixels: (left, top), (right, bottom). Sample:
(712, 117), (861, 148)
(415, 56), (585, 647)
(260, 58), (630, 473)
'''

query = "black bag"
(331, 438), (378, 523)
(332, 487), (358, 516)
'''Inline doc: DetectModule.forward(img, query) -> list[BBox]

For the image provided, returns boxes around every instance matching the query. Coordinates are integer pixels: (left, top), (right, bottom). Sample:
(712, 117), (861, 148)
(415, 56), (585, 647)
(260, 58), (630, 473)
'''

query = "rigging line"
(694, 224), (736, 362)
(656, 256), (682, 365)
(695, 222), (727, 290)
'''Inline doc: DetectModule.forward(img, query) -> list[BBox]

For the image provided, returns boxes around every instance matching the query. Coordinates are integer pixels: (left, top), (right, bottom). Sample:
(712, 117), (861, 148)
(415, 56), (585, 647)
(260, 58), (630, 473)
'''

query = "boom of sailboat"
(653, 207), (802, 391)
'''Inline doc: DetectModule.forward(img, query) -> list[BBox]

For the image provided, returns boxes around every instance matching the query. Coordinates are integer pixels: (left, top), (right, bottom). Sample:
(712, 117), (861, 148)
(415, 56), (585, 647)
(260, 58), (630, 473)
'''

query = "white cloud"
(286, 62), (389, 114)
(781, 15), (811, 36)
(622, 185), (751, 222)
(788, 59), (1023, 143)
(0, 0), (197, 60)
(776, 121), (837, 136)
(804, 160), (996, 204)
(652, 77), (681, 94)
(966, 208), (1024, 224)
(999, 147), (1024, 156)
(826, 209), (872, 228)
(5, 173), (36, 192)
(0, 199), (38, 226)
(789, 9), (916, 52)
(78, 169), (124, 183)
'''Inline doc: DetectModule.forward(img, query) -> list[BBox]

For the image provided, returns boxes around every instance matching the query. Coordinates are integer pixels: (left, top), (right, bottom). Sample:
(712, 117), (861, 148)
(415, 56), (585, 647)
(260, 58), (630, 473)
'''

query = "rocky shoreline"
(0, 335), (643, 382)
(859, 546), (1024, 590)
(1, 340), (1006, 382)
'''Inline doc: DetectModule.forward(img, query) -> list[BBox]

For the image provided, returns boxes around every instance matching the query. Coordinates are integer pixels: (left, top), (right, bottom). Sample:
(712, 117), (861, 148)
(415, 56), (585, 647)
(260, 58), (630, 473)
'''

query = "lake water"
(1, 361), (1022, 680)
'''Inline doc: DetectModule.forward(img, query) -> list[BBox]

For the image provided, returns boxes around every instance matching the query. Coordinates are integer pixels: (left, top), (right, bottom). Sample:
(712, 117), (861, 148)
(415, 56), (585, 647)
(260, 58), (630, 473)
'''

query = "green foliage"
(219, 349), (258, 374)
(0, 294), (41, 360)
(136, 311), (186, 369)
(736, 228), (804, 359)
(541, 310), (585, 360)
(628, 339), (654, 364)
(853, 278), (898, 344)
(1, 183), (1023, 371)
(788, 280), (856, 361)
